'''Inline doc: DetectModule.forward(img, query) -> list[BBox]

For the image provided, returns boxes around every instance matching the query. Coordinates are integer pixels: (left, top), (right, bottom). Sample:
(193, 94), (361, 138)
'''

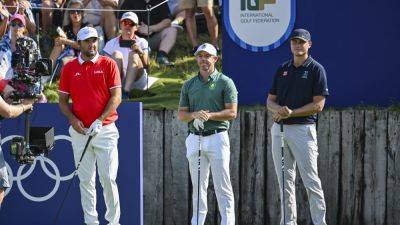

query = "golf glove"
(193, 118), (204, 131)
(86, 119), (102, 136)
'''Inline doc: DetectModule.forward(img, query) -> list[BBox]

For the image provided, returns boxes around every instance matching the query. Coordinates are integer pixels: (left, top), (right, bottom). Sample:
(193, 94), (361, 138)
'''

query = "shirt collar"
(198, 69), (219, 82)
(78, 52), (100, 65)
(288, 56), (313, 68)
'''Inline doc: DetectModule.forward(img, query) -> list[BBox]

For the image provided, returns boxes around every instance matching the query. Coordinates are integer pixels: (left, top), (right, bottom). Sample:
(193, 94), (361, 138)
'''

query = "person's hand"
(131, 43), (143, 55)
(70, 117), (86, 134)
(138, 22), (153, 36)
(193, 118), (204, 131)
(21, 98), (34, 111)
(18, 0), (31, 14)
(86, 119), (102, 136)
(0, 3), (10, 19)
(278, 106), (292, 117)
(2, 84), (15, 101)
(272, 112), (290, 122)
(54, 37), (67, 46)
(192, 110), (210, 121)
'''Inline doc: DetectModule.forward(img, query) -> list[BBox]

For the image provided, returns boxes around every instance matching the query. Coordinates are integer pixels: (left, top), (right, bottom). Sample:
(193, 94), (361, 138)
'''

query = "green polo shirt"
(179, 70), (238, 133)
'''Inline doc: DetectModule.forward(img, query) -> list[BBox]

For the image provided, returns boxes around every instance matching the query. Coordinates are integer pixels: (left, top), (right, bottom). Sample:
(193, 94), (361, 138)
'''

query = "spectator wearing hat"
(103, 12), (158, 96)
(178, 43), (237, 225)
(58, 26), (122, 225)
(120, 0), (178, 66)
(9, 14), (40, 54)
(50, 0), (89, 69)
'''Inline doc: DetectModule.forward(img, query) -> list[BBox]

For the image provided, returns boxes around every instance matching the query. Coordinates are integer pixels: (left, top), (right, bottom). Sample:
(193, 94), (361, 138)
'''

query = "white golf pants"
(271, 123), (327, 225)
(186, 131), (235, 225)
(69, 123), (121, 225)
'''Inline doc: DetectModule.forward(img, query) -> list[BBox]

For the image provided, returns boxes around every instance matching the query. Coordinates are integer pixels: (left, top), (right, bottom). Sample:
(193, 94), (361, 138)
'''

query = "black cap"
(291, 29), (311, 41)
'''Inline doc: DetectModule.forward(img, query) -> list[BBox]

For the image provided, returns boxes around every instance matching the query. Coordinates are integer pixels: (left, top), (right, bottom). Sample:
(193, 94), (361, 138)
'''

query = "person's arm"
(207, 78), (238, 121)
(0, 4), (9, 38)
(60, 38), (79, 49)
(0, 96), (33, 118)
(97, 87), (121, 122)
(131, 42), (148, 68)
(138, 19), (171, 36)
(18, 2), (36, 34)
(271, 96), (326, 122)
(178, 107), (210, 122)
(266, 94), (282, 114)
(58, 92), (86, 134)
(288, 96), (326, 117)
(207, 103), (237, 121)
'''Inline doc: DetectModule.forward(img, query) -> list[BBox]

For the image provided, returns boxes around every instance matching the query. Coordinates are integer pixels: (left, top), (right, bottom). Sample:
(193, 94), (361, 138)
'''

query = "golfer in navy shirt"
(266, 28), (329, 225)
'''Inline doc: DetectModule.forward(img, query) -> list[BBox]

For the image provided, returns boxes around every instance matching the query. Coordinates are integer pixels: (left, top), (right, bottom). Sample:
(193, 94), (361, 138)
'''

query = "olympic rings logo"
(2, 135), (74, 202)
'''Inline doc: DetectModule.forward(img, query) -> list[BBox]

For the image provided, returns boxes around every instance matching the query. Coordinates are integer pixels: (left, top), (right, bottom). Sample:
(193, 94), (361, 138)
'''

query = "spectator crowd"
(0, 0), (221, 96)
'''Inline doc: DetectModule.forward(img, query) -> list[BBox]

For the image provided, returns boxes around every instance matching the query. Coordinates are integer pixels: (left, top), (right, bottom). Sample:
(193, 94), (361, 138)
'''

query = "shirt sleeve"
(103, 39), (113, 55)
(224, 78), (238, 104)
(269, 67), (280, 95)
(107, 58), (121, 89)
(313, 65), (329, 97)
(179, 81), (189, 108)
(58, 65), (70, 94)
(141, 38), (149, 53)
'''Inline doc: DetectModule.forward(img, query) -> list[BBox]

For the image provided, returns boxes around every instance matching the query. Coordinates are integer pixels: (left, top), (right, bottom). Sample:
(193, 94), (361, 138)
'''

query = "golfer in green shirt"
(178, 43), (238, 225)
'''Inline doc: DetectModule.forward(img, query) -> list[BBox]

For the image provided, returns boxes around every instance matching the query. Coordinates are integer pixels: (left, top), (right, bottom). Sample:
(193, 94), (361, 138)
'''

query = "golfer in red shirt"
(58, 26), (122, 225)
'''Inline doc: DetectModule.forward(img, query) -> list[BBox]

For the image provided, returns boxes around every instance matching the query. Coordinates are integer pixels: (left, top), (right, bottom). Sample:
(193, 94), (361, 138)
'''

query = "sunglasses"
(69, 9), (82, 14)
(121, 20), (136, 27)
(10, 20), (24, 28)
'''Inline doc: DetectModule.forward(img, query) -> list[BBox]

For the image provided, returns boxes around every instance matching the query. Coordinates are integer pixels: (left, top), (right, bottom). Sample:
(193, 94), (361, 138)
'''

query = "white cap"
(194, 43), (217, 56)
(77, 26), (98, 41)
(121, 12), (139, 25)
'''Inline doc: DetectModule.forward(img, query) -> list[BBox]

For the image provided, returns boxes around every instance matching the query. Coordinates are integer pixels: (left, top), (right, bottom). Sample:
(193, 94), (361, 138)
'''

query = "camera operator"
(103, 12), (158, 98)
(0, 82), (34, 208)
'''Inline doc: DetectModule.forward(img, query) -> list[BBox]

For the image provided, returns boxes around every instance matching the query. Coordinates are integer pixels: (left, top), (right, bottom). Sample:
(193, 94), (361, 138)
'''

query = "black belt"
(190, 129), (226, 137)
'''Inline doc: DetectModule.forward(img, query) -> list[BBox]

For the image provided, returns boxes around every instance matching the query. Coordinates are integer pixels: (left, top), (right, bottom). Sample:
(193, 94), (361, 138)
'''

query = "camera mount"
(10, 110), (55, 164)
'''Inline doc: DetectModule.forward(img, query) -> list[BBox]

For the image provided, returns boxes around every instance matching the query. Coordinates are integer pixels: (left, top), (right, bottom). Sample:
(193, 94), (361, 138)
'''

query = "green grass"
(43, 32), (221, 110)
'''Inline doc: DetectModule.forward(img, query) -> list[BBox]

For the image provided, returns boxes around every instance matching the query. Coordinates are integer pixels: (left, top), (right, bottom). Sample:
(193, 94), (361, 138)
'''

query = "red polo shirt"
(59, 54), (121, 128)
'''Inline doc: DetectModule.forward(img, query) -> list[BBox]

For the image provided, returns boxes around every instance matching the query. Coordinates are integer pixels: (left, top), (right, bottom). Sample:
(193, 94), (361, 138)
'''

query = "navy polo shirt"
(269, 56), (329, 124)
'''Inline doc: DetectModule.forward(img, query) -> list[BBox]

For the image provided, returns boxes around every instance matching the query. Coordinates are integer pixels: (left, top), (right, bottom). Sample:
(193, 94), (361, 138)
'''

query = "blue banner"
(222, 0), (400, 106)
(0, 103), (143, 225)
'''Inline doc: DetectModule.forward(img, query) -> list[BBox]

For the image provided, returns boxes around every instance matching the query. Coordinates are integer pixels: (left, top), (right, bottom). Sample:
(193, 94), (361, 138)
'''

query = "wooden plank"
(317, 110), (340, 225)
(164, 110), (190, 225)
(143, 110), (164, 225)
(204, 174), (218, 225)
(363, 110), (387, 225)
(228, 111), (241, 224)
(239, 110), (266, 225)
(339, 110), (364, 225)
(387, 111), (400, 225)
(296, 172), (312, 225)
(265, 111), (281, 225)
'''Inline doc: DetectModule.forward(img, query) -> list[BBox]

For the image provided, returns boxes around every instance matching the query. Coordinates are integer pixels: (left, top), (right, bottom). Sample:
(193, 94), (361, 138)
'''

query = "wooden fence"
(142, 109), (400, 225)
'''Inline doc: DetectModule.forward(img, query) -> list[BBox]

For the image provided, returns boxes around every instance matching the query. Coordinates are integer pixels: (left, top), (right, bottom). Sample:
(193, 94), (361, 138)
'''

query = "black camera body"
(9, 37), (51, 101)
(10, 127), (55, 164)
(119, 39), (136, 48)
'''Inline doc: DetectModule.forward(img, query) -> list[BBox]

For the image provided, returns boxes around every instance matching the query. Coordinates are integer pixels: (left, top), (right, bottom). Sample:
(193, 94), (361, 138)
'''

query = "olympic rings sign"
(2, 135), (74, 202)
